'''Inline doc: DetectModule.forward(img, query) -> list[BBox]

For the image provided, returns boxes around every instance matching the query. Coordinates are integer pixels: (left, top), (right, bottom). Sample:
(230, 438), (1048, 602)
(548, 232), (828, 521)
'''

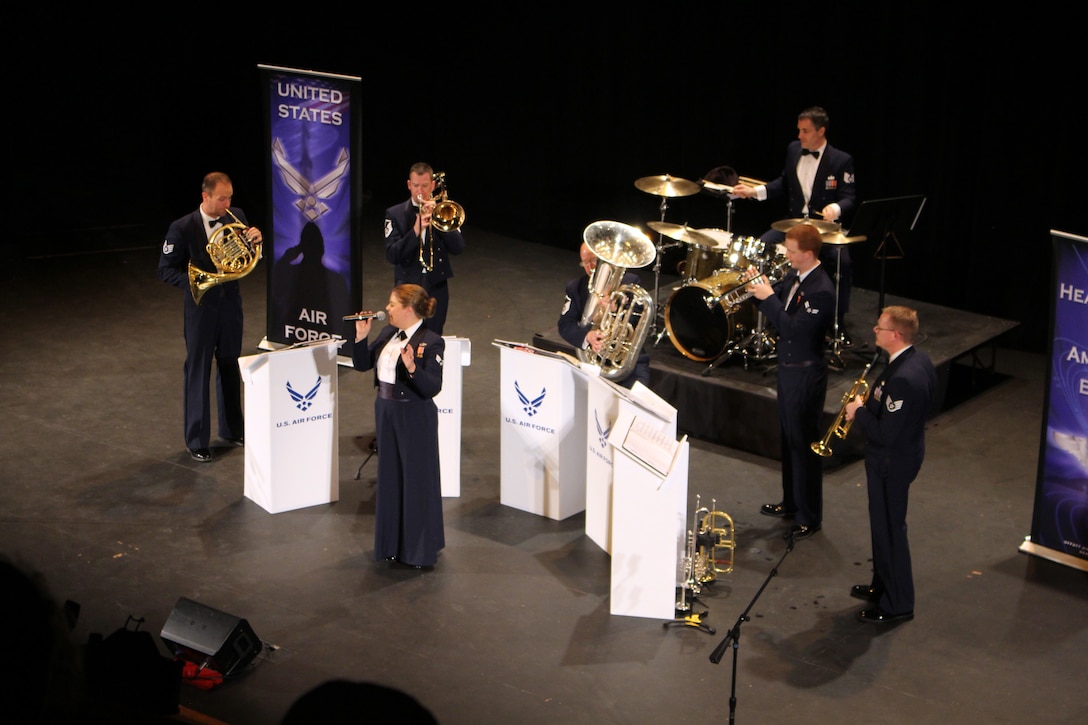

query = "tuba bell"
(578, 221), (656, 381)
(428, 171), (465, 232)
(187, 208), (263, 305)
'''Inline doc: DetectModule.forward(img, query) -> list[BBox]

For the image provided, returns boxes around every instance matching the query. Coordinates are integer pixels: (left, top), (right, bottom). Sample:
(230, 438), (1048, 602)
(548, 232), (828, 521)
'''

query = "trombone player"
(844, 306), (936, 624)
(744, 223), (836, 541)
(384, 162), (466, 336)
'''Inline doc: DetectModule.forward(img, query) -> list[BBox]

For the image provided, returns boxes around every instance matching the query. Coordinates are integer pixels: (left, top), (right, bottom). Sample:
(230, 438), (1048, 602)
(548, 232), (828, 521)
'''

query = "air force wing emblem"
(162, 240), (174, 255)
(594, 410), (611, 448)
(287, 377), (322, 411)
(271, 138), (350, 221)
(885, 396), (904, 413)
(515, 380), (546, 417)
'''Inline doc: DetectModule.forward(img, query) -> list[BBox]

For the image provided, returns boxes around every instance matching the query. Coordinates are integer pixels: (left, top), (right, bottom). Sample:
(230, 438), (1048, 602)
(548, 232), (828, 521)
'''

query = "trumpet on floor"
(677, 495), (735, 611)
(811, 353), (880, 457)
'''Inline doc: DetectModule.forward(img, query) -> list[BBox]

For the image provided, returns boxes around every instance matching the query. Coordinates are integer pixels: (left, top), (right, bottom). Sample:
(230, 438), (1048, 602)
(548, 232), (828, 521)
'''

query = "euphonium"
(577, 221), (657, 381)
(187, 208), (263, 305)
(427, 171), (465, 232)
(811, 352), (881, 457)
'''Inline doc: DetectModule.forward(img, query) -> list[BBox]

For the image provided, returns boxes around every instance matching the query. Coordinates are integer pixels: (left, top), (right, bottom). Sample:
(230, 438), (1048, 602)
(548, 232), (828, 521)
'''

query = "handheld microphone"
(343, 311), (387, 322)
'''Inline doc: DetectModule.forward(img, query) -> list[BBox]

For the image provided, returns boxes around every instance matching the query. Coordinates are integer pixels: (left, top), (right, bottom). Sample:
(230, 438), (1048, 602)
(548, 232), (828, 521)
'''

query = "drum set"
(633, 172), (864, 372)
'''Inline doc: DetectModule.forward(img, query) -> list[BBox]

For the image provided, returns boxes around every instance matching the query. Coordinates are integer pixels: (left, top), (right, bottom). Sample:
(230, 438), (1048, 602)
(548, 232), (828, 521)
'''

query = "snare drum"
(678, 230), (730, 283)
(664, 269), (758, 362)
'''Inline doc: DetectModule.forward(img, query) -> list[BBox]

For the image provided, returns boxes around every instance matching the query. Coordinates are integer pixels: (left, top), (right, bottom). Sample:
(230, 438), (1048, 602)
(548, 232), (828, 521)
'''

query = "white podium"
(607, 411), (689, 619)
(495, 340), (589, 521)
(435, 336), (470, 497)
(238, 338), (340, 514)
(585, 378), (677, 554)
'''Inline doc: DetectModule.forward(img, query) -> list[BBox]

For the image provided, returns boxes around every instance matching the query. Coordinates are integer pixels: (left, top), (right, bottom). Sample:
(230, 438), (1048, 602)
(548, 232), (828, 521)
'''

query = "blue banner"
(258, 64), (362, 360)
(1023, 230), (1088, 570)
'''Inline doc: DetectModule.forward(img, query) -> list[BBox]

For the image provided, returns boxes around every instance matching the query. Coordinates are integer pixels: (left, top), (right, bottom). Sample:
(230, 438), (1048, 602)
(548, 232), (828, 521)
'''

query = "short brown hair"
(881, 305), (919, 343)
(786, 222), (823, 255)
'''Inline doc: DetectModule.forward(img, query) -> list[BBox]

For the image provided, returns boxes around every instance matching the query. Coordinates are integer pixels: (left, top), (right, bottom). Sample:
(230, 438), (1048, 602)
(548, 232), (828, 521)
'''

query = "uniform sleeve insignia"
(844, 172), (855, 184)
(561, 296), (571, 315)
(162, 241), (174, 254)
(436, 353), (444, 367)
(885, 397), (904, 412)
(384, 218), (393, 238)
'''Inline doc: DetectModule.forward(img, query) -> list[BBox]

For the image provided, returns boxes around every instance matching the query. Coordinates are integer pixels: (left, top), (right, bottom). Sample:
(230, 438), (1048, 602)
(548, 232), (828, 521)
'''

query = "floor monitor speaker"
(160, 597), (262, 677)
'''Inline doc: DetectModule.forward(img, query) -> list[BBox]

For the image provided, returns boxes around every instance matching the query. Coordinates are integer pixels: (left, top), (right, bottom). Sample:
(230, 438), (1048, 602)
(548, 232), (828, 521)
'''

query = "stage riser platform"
(535, 287), (1017, 463)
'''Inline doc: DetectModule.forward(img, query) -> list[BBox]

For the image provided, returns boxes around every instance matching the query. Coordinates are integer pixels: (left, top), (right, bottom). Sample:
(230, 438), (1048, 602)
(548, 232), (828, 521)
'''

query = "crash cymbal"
(821, 232), (868, 245)
(647, 221), (715, 247)
(770, 218), (841, 234)
(634, 174), (701, 197)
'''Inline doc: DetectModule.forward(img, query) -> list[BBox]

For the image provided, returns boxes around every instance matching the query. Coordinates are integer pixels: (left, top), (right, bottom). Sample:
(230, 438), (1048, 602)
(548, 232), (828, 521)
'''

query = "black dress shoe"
(222, 436), (244, 447)
(760, 503), (796, 518)
(188, 448), (212, 462)
(857, 608), (913, 624)
(850, 585), (879, 601)
(784, 523), (821, 541)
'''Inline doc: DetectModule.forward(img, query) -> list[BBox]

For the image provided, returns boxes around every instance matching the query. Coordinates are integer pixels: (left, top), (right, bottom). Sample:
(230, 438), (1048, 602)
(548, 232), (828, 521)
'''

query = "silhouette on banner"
(272, 221), (351, 345)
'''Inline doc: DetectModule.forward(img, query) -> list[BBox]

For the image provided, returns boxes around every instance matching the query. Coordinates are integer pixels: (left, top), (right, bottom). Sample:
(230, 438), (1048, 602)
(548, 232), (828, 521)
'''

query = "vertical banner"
(1020, 230), (1088, 571)
(257, 64), (362, 362)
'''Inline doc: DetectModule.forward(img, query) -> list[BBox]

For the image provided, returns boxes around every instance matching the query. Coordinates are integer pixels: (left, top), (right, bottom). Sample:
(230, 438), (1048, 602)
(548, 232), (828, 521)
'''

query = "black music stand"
(847, 195), (926, 313)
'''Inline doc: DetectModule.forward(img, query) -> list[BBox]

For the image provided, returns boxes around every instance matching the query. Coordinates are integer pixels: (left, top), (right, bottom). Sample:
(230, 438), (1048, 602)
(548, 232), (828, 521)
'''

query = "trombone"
(811, 352), (881, 458)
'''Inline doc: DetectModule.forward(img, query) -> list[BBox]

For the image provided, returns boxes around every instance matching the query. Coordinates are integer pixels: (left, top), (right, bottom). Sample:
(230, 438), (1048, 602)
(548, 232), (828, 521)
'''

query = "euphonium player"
(558, 242), (651, 389)
(744, 222), (835, 541)
(384, 162), (466, 336)
(157, 171), (263, 463)
(844, 306), (936, 624)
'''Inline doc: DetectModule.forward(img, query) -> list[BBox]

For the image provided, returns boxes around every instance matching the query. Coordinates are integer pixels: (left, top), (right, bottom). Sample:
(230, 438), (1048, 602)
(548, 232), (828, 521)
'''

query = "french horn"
(188, 208), (262, 305)
(577, 221), (656, 381)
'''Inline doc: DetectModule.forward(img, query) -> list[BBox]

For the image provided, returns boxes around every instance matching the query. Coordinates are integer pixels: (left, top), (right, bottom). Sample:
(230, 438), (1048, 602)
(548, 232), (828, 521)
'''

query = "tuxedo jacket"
(853, 346), (937, 460)
(764, 141), (857, 225)
(157, 206), (250, 307)
(352, 323), (445, 402)
(756, 265), (836, 365)
(384, 199), (466, 287)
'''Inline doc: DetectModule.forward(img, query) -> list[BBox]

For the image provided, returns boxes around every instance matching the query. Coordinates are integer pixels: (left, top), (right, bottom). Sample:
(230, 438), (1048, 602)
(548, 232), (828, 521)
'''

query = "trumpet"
(811, 352), (881, 457)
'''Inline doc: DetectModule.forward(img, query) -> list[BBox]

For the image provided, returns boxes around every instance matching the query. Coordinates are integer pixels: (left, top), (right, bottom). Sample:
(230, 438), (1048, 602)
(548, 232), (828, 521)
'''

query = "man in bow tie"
(745, 223), (836, 542)
(157, 171), (263, 463)
(732, 106), (858, 343)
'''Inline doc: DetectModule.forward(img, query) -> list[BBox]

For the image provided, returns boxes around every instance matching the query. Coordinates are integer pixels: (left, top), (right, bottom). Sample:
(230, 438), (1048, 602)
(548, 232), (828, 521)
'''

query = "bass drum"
(664, 269), (758, 362)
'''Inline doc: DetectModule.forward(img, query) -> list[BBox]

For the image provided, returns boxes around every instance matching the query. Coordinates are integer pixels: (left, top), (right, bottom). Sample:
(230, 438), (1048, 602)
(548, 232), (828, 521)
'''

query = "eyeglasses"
(873, 326), (898, 334)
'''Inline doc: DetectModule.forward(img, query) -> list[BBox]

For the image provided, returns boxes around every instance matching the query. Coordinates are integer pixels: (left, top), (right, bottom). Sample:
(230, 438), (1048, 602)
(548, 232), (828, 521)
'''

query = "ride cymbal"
(770, 218), (840, 234)
(647, 221), (715, 246)
(821, 232), (868, 245)
(634, 174), (701, 197)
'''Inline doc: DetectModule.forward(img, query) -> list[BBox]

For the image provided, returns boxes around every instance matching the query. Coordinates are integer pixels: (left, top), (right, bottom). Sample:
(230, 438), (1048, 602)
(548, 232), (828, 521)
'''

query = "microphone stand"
(709, 532), (797, 723)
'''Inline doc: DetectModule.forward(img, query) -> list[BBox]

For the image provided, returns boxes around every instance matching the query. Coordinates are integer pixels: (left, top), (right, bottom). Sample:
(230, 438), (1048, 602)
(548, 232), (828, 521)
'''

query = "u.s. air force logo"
(594, 410), (611, 448)
(515, 380), (546, 417)
(287, 377), (322, 411)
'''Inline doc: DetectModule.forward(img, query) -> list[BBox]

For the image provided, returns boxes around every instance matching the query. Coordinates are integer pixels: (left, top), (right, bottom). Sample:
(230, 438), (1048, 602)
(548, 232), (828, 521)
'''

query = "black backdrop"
(13, 7), (1082, 352)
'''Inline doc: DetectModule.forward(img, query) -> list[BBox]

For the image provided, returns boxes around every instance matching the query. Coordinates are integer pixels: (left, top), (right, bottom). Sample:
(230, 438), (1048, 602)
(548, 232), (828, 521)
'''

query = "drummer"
(730, 106), (857, 344)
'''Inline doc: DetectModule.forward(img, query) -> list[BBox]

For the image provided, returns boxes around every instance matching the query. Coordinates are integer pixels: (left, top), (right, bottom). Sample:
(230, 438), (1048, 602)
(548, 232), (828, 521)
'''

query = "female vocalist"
(352, 284), (445, 569)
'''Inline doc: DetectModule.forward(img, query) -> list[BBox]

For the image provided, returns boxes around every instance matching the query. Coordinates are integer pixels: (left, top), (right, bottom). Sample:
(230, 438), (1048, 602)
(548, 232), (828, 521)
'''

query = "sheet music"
(619, 416), (685, 479)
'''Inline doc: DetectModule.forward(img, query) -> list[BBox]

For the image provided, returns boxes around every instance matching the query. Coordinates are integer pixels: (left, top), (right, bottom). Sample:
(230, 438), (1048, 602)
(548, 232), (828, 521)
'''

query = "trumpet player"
(844, 306), (936, 624)
(384, 162), (466, 336)
(745, 223), (836, 541)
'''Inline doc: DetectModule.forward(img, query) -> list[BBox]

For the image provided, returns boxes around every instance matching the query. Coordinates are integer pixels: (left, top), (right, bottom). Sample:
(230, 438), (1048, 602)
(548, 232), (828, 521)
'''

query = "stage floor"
(535, 285), (1019, 461)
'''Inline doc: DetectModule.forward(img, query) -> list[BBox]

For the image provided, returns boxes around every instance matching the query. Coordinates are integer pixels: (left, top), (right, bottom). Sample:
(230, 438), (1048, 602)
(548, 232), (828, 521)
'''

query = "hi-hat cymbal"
(635, 174), (701, 197)
(821, 232), (868, 245)
(770, 218), (840, 234)
(647, 221), (715, 247)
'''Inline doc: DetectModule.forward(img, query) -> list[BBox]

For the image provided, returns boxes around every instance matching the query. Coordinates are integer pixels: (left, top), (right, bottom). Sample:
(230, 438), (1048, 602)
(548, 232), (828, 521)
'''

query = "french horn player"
(561, 223), (652, 389)
(156, 171), (263, 463)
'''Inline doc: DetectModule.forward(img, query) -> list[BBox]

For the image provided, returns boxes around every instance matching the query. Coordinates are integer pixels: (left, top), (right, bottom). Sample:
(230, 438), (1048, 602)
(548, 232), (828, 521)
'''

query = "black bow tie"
(209, 218), (223, 228)
(396, 330), (407, 341)
(801, 149), (820, 159)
